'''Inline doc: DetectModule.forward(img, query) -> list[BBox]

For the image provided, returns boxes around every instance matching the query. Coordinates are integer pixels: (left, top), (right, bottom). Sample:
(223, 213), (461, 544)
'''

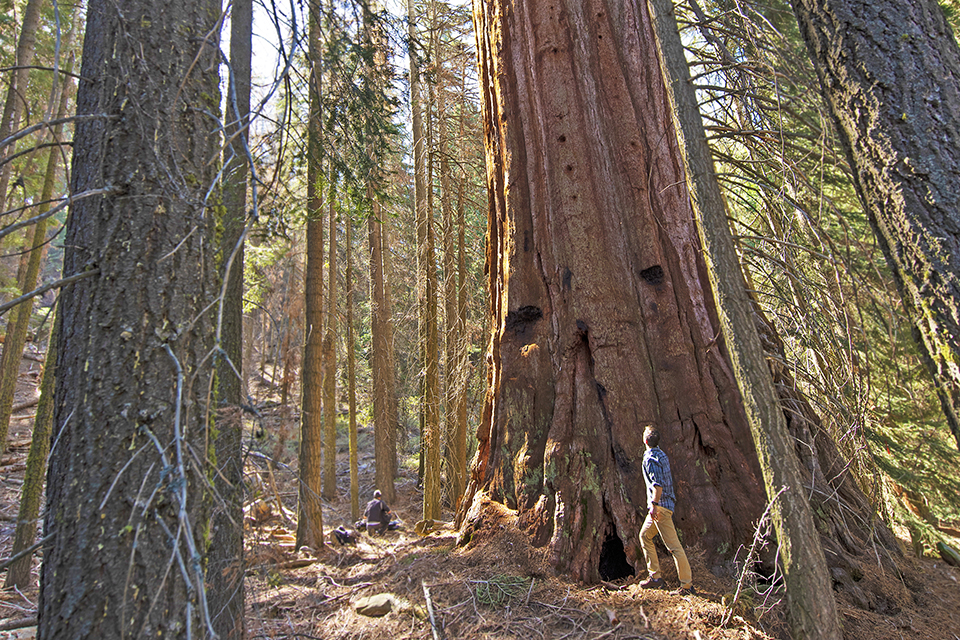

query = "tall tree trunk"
(789, 0), (960, 450)
(0, 0), (43, 218)
(440, 64), (463, 509)
(346, 213), (359, 518)
(459, 0), (768, 582)
(209, 0), (252, 634)
(0, 48), (74, 450)
(4, 311), (57, 589)
(322, 189), (338, 498)
(452, 64), (470, 511)
(369, 199), (397, 503)
(411, 0), (441, 521)
(40, 0), (221, 635)
(297, 6), (326, 551)
(647, 0), (841, 635)
(365, 0), (398, 503)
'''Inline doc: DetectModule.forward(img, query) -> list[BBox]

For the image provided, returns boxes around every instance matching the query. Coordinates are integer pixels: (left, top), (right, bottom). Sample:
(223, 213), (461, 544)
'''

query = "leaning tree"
(39, 0), (224, 636)
(789, 0), (960, 451)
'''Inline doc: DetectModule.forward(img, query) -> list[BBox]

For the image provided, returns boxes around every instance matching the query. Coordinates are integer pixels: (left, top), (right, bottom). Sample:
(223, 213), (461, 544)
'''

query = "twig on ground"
(0, 617), (36, 632)
(423, 580), (443, 640)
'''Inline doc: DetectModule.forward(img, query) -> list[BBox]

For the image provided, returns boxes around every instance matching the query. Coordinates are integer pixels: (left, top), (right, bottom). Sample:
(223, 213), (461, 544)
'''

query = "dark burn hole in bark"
(595, 381), (606, 399)
(613, 444), (631, 471)
(562, 267), (572, 289)
(639, 265), (665, 285)
(558, 134), (566, 142)
(576, 319), (588, 336)
(599, 530), (634, 581)
(505, 305), (543, 334)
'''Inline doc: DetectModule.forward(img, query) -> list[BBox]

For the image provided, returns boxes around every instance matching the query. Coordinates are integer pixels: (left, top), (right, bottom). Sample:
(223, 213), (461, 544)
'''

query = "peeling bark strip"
(41, 0), (221, 636)
(789, 0), (960, 449)
(460, 0), (767, 582)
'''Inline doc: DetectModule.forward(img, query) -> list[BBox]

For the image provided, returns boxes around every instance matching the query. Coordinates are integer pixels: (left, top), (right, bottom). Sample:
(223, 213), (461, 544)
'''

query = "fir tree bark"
(346, 214), (360, 518)
(40, 0), (221, 635)
(0, 0), (43, 218)
(647, 0), (841, 634)
(789, 0), (960, 449)
(322, 191), (338, 499)
(369, 199), (397, 503)
(368, 0), (399, 503)
(0, 48), (74, 450)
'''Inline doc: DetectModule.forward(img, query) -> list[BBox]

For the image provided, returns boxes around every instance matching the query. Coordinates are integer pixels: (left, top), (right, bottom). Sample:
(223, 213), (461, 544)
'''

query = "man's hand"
(650, 504), (660, 522)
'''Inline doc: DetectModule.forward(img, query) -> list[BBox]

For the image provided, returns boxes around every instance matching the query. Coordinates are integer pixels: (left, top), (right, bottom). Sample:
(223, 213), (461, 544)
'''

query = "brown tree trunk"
(209, 0), (252, 633)
(459, 0), (767, 582)
(40, 0), (221, 635)
(346, 214), (360, 518)
(322, 190), (338, 499)
(410, 0), (441, 520)
(369, 199), (397, 503)
(789, 0), (960, 450)
(0, 0), (43, 218)
(0, 48), (74, 450)
(297, 7), (325, 551)
(440, 63), (464, 509)
(4, 312), (56, 589)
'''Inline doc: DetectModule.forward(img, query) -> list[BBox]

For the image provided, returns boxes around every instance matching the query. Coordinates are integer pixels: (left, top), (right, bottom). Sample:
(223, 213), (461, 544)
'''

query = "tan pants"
(640, 506), (692, 587)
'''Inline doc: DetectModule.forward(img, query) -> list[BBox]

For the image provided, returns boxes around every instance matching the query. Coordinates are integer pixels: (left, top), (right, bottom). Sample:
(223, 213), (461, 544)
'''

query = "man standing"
(639, 426), (694, 595)
(364, 489), (391, 535)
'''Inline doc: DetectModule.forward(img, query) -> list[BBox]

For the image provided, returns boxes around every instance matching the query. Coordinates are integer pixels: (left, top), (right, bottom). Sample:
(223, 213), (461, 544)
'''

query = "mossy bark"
(208, 1), (251, 635)
(789, 0), (960, 450)
(647, 0), (841, 635)
(4, 313), (57, 589)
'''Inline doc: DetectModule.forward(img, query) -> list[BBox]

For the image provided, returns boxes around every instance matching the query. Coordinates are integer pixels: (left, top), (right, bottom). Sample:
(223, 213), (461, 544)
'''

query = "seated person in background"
(363, 489), (391, 535)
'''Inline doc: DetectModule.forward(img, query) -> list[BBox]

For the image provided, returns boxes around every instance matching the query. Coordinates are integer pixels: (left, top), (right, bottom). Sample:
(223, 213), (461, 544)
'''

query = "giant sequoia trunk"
(41, 0), (221, 636)
(460, 0), (769, 581)
(789, 0), (960, 450)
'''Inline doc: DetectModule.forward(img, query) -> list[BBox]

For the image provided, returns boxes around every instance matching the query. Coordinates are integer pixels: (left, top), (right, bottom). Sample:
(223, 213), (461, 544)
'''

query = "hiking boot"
(639, 577), (665, 589)
(674, 585), (696, 596)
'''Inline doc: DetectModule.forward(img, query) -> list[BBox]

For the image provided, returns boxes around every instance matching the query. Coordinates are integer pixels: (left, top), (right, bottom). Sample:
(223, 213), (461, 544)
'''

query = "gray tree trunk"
(789, 0), (960, 449)
(40, 0), (221, 636)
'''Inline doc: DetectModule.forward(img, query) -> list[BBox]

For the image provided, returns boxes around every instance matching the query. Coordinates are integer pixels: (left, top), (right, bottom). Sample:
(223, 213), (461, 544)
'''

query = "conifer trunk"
(40, 0), (221, 634)
(789, 0), (960, 450)
(209, 0), (252, 633)
(4, 312), (56, 589)
(0, 0), (43, 217)
(648, 0), (841, 634)
(460, 0), (767, 581)
(323, 191), (338, 499)
(297, 7), (326, 550)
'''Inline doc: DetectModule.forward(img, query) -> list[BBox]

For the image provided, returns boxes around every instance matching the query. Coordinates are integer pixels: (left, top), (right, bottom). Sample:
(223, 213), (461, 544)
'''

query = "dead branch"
(0, 618), (36, 632)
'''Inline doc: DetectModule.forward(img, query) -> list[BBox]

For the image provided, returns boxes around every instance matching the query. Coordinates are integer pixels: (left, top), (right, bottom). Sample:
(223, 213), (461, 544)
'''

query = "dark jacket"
(364, 498), (390, 525)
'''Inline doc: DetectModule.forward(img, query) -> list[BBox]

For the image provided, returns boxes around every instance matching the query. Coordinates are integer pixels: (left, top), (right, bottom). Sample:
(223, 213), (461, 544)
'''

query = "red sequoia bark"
(460, 0), (767, 581)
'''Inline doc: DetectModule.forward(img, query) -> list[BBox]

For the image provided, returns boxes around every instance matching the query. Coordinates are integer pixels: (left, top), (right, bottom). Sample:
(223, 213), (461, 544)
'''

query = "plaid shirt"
(642, 446), (677, 512)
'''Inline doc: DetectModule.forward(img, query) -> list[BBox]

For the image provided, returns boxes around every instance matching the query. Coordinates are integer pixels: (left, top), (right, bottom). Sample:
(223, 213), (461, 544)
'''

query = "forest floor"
(1, 354), (960, 639)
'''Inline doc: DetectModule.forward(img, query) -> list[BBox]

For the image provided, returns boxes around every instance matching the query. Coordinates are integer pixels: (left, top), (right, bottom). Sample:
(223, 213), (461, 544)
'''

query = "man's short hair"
(643, 426), (660, 447)
(373, 490), (382, 499)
